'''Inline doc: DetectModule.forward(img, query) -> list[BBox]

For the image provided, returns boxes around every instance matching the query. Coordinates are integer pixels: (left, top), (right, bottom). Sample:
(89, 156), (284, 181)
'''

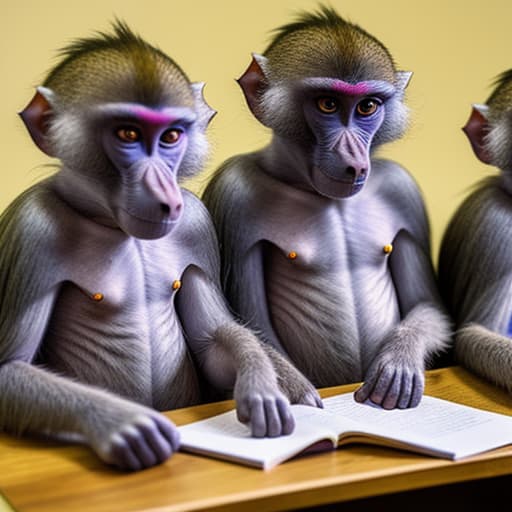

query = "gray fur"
(455, 324), (512, 393)
(203, 8), (450, 408)
(1, 23), (320, 472)
(204, 154), (450, 402)
(440, 177), (512, 329)
(485, 110), (512, 172)
(356, 302), (451, 409)
(478, 68), (512, 170)
(439, 68), (512, 393)
(245, 7), (410, 145)
(439, 176), (512, 391)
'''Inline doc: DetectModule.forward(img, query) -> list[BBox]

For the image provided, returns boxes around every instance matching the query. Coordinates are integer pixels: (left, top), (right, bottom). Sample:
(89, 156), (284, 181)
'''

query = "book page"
(179, 405), (340, 470)
(179, 393), (512, 468)
(322, 393), (512, 459)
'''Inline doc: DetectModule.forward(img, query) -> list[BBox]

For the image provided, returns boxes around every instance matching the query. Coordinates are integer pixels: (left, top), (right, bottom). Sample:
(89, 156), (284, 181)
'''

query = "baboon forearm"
(455, 324), (512, 393)
(0, 361), (127, 437)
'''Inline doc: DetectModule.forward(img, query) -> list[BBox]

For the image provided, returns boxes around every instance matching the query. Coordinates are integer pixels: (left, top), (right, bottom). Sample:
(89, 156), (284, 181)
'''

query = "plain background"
(1, 0), (511, 263)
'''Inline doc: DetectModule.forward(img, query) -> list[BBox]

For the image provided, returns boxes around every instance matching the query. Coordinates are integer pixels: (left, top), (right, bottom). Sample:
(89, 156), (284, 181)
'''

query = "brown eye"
(356, 99), (379, 116)
(161, 129), (182, 145)
(116, 127), (140, 143)
(317, 97), (338, 114)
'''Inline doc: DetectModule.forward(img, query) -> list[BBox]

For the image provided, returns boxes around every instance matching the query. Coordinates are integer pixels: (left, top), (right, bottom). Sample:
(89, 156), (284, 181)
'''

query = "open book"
(178, 393), (512, 470)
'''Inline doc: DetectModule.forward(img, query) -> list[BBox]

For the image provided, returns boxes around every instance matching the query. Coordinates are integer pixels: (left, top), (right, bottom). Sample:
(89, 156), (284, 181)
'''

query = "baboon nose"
(345, 166), (367, 181)
(160, 201), (182, 221)
(171, 202), (182, 221)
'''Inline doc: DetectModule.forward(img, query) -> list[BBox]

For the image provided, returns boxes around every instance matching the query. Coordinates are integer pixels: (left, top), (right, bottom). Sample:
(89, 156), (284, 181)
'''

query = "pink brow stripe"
(331, 81), (370, 95)
(132, 108), (176, 125)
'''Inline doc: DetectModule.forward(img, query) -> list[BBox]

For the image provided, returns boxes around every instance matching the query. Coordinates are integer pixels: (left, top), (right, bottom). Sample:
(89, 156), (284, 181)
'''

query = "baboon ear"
(237, 54), (269, 123)
(191, 82), (217, 131)
(462, 104), (492, 164)
(19, 87), (56, 156)
(395, 71), (412, 92)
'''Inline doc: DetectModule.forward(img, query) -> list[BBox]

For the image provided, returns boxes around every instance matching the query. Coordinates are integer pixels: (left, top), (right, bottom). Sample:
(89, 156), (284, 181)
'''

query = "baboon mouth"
(120, 208), (176, 225)
(316, 167), (366, 185)
(116, 207), (181, 240)
(311, 167), (367, 198)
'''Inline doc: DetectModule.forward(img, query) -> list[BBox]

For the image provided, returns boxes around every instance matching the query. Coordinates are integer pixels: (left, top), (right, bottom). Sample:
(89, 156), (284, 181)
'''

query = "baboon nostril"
(160, 203), (170, 214)
(346, 166), (366, 179)
(346, 166), (356, 178)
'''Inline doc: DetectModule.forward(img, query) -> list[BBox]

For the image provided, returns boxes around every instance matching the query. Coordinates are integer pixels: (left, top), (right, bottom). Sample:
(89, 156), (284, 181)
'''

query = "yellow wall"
(0, 496), (14, 512)
(2, 0), (511, 262)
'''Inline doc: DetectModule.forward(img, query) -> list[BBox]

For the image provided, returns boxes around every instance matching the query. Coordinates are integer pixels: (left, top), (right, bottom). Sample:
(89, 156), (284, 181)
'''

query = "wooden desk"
(1, 366), (511, 512)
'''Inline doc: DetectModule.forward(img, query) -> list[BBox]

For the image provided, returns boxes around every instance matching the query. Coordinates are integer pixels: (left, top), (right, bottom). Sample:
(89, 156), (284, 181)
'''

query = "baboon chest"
(43, 235), (199, 408)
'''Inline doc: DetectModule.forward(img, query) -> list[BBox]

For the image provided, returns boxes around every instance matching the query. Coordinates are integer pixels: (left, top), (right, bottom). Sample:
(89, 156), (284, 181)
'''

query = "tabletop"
(1, 366), (511, 512)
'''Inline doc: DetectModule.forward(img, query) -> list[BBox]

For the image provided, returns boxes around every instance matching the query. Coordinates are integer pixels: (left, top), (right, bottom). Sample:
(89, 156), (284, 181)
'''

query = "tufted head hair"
(238, 5), (410, 145)
(43, 20), (194, 111)
(263, 6), (397, 85)
(486, 69), (512, 116)
(19, 21), (215, 179)
(479, 70), (512, 170)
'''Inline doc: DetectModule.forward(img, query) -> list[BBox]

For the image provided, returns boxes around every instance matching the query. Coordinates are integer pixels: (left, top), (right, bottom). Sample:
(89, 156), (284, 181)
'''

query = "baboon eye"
(356, 99), (379, 116)
(116, 127), (140, 143)
(317, 97), (338, 114)
(161, 129), (182, 145)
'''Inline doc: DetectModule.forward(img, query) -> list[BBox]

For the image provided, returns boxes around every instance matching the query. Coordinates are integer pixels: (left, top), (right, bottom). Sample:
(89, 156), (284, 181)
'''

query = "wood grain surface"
(1, 366), (511, 512)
